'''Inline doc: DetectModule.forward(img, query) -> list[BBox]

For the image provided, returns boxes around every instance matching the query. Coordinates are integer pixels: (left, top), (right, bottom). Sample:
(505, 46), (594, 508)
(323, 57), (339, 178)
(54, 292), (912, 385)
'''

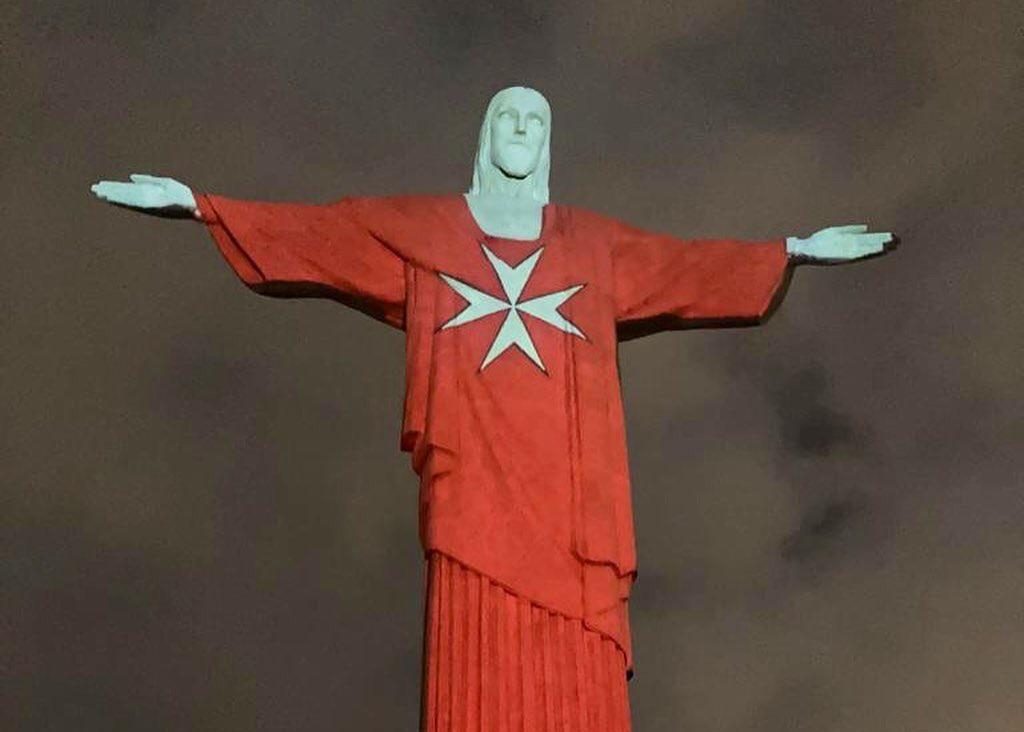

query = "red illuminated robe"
(196, 192), (791, 679)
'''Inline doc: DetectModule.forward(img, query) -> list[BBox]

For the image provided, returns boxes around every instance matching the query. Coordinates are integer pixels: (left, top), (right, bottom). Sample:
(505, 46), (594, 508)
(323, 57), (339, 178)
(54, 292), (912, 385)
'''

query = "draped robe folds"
(196, 192), (792, 677)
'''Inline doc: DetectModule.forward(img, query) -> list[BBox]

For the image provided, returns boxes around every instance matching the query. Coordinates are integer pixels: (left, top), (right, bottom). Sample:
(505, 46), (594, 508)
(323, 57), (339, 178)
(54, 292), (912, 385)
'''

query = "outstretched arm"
(612, 218), (897, 340)
(91, 174), (200, 219)
(612, 221), (791, 339)
(90, 173), (407, 328)
(786, 224), (897, 264)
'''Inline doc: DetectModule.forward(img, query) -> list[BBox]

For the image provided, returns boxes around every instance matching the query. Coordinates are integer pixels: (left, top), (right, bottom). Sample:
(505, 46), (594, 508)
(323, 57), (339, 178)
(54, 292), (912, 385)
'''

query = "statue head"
(469, 86), (551, 204)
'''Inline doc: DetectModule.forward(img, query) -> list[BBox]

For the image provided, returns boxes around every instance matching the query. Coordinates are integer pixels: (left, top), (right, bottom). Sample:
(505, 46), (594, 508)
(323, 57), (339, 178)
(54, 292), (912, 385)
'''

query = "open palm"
(788, 224), (897, 264)
(90, 174), (197, 218)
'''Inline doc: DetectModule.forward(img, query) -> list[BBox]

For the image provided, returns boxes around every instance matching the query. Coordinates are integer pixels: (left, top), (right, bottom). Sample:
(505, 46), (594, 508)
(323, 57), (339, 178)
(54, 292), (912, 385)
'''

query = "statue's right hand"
(90, 174), (198, 218)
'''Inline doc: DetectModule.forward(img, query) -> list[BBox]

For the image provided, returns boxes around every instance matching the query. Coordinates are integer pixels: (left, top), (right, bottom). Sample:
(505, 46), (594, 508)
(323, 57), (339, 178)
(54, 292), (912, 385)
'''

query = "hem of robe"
(422, 550), (632, 732)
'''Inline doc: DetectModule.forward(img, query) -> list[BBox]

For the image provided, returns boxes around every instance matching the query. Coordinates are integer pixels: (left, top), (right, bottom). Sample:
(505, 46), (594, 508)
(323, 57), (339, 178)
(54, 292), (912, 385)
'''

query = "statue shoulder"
(553, 201), (628, 237)
(331, 192), (457, 215)
(321, 193), (468, 263)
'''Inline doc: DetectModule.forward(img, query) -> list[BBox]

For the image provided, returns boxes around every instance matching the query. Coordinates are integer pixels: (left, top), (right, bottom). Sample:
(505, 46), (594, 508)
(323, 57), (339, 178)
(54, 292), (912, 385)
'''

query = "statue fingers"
(91, 180), (161, 207)
(91, 180), (134, 201)
(839, 231), (890, 245)
(847, 233), (892, 257)
(129, 173), (167, 186)
(858, 232), (893, 247)
(829, 224), (869, 234)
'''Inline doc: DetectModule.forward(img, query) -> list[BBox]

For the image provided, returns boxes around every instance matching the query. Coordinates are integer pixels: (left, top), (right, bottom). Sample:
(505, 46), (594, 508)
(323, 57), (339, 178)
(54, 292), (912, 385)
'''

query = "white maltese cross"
(438, 244), (587, 372)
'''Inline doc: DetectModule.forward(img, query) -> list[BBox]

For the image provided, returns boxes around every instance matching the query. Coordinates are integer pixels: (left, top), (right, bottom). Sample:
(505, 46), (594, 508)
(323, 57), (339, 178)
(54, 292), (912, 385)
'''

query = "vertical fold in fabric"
(421, 552), (631, 732)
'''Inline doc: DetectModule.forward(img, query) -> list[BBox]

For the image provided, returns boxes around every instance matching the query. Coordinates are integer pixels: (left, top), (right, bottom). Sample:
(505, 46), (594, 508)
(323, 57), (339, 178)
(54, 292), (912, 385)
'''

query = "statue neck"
(479, 174), (535, 199)
(463, 193), (544, 241)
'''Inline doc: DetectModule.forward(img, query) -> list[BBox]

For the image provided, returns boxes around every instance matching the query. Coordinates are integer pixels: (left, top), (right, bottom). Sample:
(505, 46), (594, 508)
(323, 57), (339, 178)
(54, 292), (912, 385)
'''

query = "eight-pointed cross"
(438, 244), (587, 372)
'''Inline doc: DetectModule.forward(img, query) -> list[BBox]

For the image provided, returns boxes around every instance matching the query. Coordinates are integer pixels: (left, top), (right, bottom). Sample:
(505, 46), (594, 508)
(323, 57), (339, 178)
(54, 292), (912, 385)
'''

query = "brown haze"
(3, 1), (1022, 730)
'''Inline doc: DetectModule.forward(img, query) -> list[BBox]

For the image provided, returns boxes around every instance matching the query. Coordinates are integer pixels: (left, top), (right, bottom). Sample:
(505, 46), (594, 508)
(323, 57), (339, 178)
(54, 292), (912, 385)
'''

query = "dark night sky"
(4, 1), (1023, 730)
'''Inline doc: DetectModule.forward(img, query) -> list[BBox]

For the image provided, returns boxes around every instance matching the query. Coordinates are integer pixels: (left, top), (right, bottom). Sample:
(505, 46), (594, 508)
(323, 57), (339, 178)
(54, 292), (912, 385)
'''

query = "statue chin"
(497, 165), (531, 180)
(492, 147), (538, 181)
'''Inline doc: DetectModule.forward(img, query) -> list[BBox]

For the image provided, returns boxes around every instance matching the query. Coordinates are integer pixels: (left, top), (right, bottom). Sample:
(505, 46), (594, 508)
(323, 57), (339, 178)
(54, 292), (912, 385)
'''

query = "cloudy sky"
(4, 1), (1022, 729)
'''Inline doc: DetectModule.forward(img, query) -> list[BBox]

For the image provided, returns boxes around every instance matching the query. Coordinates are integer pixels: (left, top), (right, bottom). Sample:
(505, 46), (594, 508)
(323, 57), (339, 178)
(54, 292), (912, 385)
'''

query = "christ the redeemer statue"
(92, 86), (894, 732)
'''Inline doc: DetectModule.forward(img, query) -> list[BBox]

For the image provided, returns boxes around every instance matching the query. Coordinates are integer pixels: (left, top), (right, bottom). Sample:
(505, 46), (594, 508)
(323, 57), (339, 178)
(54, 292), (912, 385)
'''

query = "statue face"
(488, 88), (550, 180)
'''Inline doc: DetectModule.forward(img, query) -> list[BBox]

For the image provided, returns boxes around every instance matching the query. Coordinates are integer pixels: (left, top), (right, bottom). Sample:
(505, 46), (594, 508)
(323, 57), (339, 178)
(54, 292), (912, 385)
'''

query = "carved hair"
(469, 86), (551, 204)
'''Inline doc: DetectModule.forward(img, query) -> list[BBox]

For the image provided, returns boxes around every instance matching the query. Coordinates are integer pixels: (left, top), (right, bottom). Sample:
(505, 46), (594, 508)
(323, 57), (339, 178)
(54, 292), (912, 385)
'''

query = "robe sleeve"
(611, 218), (793, 341)
(196, 193), (407, 329)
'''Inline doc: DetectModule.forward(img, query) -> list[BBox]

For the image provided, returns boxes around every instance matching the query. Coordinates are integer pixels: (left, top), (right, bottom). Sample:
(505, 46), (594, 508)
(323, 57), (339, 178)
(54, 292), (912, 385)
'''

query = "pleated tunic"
(422, 552), (631, 732)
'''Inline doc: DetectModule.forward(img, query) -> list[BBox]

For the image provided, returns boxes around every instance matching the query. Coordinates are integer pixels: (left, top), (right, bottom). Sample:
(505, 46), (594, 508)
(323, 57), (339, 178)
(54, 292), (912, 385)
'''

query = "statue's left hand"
(90, 174), (199, 219)
(786, 225), (897, 264)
